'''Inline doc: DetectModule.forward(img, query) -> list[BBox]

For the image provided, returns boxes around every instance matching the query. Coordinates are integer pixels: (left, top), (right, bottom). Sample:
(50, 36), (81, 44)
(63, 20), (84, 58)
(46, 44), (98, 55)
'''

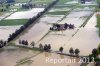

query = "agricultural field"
(46, 7), (71, 15)
(13, 0), (76, 44)
(13, 0), (99, 56)
(14, 15), (64, 44)
(0, 25), (21, 40)
(0, 7), (45, 40)
(0, 0), (100, 66)
(0, 19), (28, 26)
(36, 7), (96, 56)
(0, 46), (41, 66)
(0, 0), (53, 40)
(15, 0), (53, 4)
(0, 45), (83, 66)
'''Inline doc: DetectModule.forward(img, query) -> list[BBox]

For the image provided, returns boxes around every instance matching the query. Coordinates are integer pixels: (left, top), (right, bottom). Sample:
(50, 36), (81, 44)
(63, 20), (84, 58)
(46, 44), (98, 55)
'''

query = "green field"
(15, 0), (29, 3)
(57, 0), (73, 5)
(96, 15), (100, 36)
(15, 0), (53, 4)
(96, 15), (100, 27)
(0, 19), (28, 26)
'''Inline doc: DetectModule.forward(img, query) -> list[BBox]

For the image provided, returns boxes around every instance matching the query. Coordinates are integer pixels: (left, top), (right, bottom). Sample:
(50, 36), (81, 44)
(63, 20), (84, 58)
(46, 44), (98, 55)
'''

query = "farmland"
(0, 0), (99, 66)
(0, 0), (54, 40)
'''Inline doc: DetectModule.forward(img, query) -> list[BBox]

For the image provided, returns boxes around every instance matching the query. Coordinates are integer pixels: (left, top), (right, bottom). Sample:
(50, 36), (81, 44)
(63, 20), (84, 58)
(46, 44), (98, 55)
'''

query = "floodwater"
(63, 14), (100, 56)
(0, 46), (40, 66)
(13, 7), (100, 56)
(0, 25), (21, 41)
(29, 52), (81, 66)
(6, 8), (45, 19)
(0, 46), (82, 66)
(15, 15), (63, 44)
(38, 10), (97, 56)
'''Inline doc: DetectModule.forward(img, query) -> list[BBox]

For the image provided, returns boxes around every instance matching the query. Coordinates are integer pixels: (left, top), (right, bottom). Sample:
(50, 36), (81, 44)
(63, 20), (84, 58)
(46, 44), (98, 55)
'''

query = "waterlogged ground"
(0, 46), (82, 66)
(5, 8), (45, 19)
(14, 7), (100, 56)
(15, 15), (64, 44)
(37, 9), (96, 56)
(26, 52), (81, 66)
(0, 46), (41, 66)
(63, 14), (100, 56)
(0, 0), (98, 66)
(0, 8), (45, 41)
(0, 25), (21, 41)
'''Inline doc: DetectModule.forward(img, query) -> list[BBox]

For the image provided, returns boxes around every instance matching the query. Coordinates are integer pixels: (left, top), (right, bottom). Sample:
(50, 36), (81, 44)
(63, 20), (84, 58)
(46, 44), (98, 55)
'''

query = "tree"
(59, 47), (64, 53)
(69, 47), (74, 55)
(19, 40), (22, 44)
(64, 23), (68, 29)
(31, 41), (35, 48)
(75, 48), (80, 56)
(22, 40), (25, 45)
(25, 40), (28, 45)
(39, 43), (43, 49)
(97, 0), (100, 8)
(98, 44), (100, 51)
(3, 41), (7, 46)
(47, 44), (51, 51)
(44, 44), (48, 51)
(0, 40), (7, 48)
(92, 48), (98, 57)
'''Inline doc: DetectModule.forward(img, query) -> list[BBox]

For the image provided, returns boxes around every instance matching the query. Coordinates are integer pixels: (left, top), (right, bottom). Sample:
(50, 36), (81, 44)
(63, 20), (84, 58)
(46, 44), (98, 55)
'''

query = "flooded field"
(0, 46), (41, 66)
(0, 8), (45, 40)
(63, 14), (100, 55)
(15, 15), (64, 44)
(0, 0), (99, 66)
(0, 46), (82, 66)
(37, 9), (96, 56)
(6, 8), (45, 19)
(13, 6), (99, 56)
(0, 25), (21, 41)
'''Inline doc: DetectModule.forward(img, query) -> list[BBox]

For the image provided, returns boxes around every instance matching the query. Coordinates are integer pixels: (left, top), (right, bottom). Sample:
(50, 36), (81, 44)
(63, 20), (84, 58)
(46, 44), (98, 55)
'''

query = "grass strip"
(0, 19), (28, 26)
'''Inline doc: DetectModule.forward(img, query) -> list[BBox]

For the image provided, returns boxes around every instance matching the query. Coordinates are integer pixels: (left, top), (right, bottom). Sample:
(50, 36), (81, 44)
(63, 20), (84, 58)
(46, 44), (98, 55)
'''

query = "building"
(0, 0), (15, 3)
(6, 0), (15, 3)
(80, 0), (92, 4)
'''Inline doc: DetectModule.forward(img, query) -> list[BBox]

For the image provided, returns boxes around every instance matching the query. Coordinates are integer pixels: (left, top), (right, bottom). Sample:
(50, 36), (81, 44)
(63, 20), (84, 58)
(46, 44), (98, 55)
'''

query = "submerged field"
(13, 1), (99, 56)
(37, 8), (98, 56)
(0, 0), (99, 66)
(0, 46), (84, 66)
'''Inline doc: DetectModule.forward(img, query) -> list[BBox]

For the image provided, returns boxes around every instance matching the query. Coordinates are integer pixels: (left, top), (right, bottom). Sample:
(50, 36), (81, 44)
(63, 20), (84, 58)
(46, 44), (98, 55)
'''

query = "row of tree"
(7, 0), (59, 42)
(59, 47), (80, 56)
(88, 44), (100, 65)
(19, 40), (51, 51)
(19, 40), (28, 46)
(18, 40), (80, 56)
(19, 40), (35, 47)
(0, 40), (7, 48)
